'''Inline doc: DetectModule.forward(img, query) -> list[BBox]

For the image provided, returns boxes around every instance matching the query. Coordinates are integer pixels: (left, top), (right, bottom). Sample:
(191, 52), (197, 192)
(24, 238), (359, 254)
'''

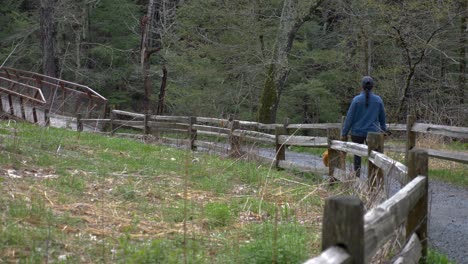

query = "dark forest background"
(1, 0), (466, 125)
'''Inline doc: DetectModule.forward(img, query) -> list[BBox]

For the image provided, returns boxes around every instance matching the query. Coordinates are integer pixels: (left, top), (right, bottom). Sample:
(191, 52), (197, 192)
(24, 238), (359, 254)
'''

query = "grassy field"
(0, 121), (330, 263)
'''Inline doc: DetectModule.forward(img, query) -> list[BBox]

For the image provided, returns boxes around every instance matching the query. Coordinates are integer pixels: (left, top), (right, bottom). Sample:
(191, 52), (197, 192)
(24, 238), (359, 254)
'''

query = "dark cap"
(361, 76), (374, 89)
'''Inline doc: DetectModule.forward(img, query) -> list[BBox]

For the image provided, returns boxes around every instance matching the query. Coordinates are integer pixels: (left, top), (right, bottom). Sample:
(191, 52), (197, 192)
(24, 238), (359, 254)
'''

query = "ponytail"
(365, 88), (370, 108)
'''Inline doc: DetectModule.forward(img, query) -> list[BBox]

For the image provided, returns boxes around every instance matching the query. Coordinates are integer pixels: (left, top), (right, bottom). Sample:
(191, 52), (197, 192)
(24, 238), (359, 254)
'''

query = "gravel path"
(428, 180), (468, 263)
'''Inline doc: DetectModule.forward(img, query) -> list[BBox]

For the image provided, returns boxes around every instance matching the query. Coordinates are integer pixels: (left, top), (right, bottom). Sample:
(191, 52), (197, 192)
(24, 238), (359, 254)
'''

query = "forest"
(1, 0), (466, 125)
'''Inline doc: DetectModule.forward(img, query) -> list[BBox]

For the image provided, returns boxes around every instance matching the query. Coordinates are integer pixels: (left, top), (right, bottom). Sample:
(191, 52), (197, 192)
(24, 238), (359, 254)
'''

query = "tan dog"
(322, 150), (329, 167)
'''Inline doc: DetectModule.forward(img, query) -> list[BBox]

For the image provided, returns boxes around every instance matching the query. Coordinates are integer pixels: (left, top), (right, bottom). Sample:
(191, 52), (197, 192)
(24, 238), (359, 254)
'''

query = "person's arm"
(379, 101), (387, 132)
(341, 100), (356, 137)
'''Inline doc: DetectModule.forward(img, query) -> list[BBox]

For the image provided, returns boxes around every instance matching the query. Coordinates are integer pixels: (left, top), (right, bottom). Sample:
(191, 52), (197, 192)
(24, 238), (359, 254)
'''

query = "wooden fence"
(77, 110), (468, 263)
(78, 110), (468, 167)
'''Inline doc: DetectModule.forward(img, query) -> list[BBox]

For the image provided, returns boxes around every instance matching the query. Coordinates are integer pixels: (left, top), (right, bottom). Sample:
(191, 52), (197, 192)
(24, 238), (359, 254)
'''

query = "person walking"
(341, 76), (387, 177)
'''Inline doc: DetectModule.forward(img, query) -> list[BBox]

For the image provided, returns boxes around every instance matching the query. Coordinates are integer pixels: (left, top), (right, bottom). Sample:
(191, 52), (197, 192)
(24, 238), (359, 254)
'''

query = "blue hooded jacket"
(341, 91), (387, 137)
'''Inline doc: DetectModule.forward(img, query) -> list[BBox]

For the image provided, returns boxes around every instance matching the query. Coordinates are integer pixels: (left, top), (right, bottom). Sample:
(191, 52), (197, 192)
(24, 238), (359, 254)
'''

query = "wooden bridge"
(1, 68), (467, 263)
(0, 67), (107, 127)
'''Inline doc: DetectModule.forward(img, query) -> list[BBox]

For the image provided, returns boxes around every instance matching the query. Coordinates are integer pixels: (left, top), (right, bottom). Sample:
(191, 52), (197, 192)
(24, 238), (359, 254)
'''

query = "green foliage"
(430, 168), (468, 187)
(281, 79), (341, 123)
(205, 202), (232, 228)
(239, 223), (312, 264)
(427, 249), (456, 264)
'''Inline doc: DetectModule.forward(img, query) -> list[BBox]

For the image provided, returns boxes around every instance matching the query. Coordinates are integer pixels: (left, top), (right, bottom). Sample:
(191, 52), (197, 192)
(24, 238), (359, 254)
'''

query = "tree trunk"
(141, 0), (179, 114)
(459, 0), (466, 125)
(156, 65), (168, 114)
(258, 0), (324, 123)
(40, 0), (58, 77)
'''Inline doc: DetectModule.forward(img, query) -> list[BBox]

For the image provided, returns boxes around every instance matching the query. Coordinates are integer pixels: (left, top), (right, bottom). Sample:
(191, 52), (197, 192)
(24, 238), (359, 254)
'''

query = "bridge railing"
(0, 67), (107, 120)
(0, 75), (48, 125)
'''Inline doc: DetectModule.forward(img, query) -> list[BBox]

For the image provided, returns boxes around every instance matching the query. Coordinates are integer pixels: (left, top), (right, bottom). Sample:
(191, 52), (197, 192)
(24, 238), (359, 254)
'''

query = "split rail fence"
(77, 110), (467, 264)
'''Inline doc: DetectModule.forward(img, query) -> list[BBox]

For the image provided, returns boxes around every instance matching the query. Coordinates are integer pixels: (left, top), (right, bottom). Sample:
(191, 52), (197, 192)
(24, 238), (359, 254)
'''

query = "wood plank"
(148, 122), (189, 130)
(369, 151), (407, 185)
(412, 123), (468, 139)
(330, 140), (368, 157)
(287, 123), (341, 129)
(322, 196), (363, 263)
(303, 246), (351, 264)
(406, 150), (428, 260)
(392, 233), (422, 264)
(196, 130), (229, 139)
(258, 123), (282, 130)
(364, 176), (426, 263)
(112, 120), (145, 126)
(406, 115), (417, 164)
(367, 132), (385, 189)
(278, 135), (328, 147)
(196, 117), (229, 127)
(112, 109), (145, 119)
(192, 124), (230, 134)
(387, 124), (407, 131)
(415, 147), (468, 164)
(81, 118), (111, 122)
(149, 115), (190, 123)
(238, 120), (261, 127)
(232, 129), (276, 143)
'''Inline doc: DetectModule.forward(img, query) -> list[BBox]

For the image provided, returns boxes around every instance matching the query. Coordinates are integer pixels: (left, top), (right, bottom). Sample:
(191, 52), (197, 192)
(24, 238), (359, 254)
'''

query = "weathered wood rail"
(78, 111), (468, 167)
(304, 149), (429, 263)
(0, 67), (107, 122)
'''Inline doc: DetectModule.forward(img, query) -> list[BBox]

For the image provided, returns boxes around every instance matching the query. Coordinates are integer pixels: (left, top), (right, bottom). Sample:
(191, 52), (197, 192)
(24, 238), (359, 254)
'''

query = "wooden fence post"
(322, 195), (364, 264)
(19, 97), (26, 119)
(406, 115), (416, 164)
(188, 116), (197, 151)
(8, 94), (14, 115)
(275, 126), (287, 169)
(229, 116), (241, 157)
(406, 149), (429, 262)
(144, 114), (150, 135)
(76, 113), (83, 132)
(327, 128), (344, 178)
(110, 109), (115, 136)
(32, 106), (38, 124)
(367, 132), (384, 189)
(44, 108), (50, 127)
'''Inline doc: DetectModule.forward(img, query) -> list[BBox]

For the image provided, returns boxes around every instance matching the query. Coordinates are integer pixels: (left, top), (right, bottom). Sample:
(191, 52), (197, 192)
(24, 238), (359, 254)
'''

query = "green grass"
(0, 121), (324, 263)
(430, 168), (467, 187)
(427, 249), (456, 264)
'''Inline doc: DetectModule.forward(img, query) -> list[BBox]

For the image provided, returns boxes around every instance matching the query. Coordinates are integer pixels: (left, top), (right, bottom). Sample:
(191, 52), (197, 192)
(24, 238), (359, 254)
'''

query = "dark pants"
(351, 135), (367, 177)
